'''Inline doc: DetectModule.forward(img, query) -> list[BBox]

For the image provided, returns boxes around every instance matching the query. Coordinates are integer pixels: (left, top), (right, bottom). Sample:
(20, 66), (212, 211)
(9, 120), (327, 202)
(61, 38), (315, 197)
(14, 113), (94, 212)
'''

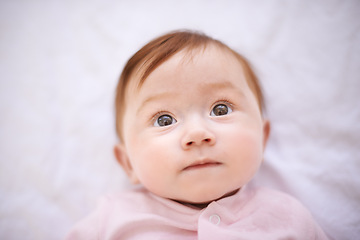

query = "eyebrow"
(202, 81), (237, 91)
(137, 92), (175, 115)
(136, 80), (243, 115)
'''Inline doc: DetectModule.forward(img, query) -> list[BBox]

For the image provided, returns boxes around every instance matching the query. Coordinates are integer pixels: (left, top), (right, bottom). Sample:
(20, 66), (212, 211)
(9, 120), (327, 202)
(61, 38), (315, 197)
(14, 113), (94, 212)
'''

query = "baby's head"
(114, 30), (270, 205)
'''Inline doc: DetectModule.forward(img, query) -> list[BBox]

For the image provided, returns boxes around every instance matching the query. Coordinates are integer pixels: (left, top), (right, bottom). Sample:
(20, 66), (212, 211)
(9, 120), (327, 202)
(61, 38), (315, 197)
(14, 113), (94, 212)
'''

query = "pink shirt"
(66, 185), (328, 239)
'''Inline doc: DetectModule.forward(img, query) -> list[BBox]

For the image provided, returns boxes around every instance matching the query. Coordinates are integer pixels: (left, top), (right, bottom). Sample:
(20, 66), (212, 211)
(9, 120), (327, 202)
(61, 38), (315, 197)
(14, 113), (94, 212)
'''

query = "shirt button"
(209, 214), (221, 225)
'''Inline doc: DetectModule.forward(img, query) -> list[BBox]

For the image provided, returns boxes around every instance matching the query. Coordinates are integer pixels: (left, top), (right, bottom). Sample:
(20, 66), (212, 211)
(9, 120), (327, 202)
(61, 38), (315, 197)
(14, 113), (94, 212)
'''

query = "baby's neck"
(175, 188), (240, 209)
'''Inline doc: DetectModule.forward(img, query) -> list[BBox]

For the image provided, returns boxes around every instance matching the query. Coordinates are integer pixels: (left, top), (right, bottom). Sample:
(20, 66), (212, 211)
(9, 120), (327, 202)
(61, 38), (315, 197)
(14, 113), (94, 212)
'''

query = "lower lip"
(184, 162), (222, 171)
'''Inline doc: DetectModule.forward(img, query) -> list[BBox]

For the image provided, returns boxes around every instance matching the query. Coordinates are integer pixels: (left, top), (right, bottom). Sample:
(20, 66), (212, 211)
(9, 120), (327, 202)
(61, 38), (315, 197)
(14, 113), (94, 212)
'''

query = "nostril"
(186, 138), (211, 147)
(182, 133), (216, 149)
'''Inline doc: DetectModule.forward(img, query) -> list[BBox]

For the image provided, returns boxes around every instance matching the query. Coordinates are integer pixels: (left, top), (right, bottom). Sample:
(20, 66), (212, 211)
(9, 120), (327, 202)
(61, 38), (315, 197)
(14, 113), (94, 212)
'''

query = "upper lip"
(183, 159), (221, 170)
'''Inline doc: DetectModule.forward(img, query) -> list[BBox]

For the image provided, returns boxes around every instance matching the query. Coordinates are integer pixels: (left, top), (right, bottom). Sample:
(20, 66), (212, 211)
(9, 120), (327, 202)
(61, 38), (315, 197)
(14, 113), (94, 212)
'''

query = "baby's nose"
(181, 128), (216, 150)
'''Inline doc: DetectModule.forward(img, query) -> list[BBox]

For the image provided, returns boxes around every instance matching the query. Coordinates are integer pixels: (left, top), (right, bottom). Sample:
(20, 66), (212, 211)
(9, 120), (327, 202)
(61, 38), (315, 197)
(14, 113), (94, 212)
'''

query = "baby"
(66, 30), (328, 239)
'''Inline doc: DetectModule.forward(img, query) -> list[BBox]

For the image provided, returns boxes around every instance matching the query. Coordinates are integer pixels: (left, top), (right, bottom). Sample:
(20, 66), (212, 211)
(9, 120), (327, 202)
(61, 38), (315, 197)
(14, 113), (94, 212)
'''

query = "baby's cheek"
(132, 146), (172, 191)
(230, 130), (263, 167)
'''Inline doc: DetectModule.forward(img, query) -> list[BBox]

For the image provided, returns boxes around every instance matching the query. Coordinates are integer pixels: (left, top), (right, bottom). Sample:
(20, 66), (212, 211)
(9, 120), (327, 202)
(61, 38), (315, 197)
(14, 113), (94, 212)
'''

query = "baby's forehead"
(133, 44), (242, 90)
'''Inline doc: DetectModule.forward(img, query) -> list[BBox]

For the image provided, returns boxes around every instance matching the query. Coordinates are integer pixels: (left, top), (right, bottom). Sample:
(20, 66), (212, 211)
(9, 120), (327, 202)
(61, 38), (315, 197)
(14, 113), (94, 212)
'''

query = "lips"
(183, 159), (222, 171)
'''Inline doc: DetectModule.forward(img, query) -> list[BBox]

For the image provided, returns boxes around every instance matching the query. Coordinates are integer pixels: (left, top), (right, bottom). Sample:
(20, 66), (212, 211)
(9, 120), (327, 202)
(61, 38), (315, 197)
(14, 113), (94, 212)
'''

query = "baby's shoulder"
(251, 186), (303, 204)
(247, 186), (310, 214)
(65, 187), (158, 240)
(99, 187), (156, 212)
(242, 186), (328, 237)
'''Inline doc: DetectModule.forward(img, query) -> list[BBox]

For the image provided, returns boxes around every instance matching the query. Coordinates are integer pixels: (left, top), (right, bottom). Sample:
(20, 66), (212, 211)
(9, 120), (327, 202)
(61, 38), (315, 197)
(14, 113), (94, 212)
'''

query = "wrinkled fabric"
(66, 186), (328, 240)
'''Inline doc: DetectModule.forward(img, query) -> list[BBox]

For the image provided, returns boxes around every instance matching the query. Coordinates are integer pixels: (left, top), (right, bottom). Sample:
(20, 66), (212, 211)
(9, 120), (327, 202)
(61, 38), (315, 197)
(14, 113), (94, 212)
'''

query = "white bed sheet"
(0, 1), (359, 239)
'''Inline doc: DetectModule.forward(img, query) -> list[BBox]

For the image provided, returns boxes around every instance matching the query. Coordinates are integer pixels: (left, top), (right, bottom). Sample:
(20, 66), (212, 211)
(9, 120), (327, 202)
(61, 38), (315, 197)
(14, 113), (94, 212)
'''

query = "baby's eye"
(210, 103), (233, 116)
(154, 114), (177, 127)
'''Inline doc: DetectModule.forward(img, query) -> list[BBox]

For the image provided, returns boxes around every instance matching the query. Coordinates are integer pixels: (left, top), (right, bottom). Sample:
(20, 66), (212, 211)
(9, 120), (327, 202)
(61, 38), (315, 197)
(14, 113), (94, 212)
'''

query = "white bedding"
(0, 1), (359, 239)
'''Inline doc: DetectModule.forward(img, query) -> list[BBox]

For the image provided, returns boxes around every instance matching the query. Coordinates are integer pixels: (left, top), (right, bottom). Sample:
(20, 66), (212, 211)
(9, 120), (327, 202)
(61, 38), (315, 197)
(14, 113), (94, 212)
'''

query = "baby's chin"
(172, 188), (240, 209)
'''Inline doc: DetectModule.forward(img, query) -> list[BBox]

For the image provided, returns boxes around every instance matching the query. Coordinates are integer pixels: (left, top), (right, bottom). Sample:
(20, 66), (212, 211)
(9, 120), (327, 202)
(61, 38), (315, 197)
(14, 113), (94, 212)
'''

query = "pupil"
(158, 115), (173, 126)
(214, 104), (228, 116)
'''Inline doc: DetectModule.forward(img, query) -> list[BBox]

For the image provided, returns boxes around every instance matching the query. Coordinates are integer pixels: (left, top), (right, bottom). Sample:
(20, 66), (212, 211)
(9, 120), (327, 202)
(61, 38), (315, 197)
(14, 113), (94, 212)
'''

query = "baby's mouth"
(183, 160), (222, 171)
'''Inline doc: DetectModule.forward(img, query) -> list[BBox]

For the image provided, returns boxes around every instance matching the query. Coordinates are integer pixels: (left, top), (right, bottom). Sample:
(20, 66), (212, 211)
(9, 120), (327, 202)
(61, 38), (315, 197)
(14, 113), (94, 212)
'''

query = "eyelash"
(211, 99), (234, 110)
(151, 110), (175, 123)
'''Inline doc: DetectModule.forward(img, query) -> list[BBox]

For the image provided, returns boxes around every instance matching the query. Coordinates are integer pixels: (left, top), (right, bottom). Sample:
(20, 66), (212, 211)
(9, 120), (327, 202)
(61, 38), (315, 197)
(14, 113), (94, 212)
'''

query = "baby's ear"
(114, 144), (140, 184)
(262, 120), (271, 149)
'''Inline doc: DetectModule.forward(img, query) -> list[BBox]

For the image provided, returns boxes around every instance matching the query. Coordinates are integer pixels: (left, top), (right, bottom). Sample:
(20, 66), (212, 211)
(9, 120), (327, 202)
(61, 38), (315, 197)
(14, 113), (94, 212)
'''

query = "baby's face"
(118, 45), (269, 204)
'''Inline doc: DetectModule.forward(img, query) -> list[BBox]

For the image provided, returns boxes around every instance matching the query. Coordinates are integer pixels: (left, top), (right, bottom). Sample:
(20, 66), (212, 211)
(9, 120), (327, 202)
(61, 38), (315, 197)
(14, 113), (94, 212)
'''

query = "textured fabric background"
(1, 1), (359, 239)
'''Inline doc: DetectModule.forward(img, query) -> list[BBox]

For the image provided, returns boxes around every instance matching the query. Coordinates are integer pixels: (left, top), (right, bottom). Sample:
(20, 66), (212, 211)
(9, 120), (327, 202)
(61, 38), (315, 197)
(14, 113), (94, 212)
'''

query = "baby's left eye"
(210, 103), (233, 116)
